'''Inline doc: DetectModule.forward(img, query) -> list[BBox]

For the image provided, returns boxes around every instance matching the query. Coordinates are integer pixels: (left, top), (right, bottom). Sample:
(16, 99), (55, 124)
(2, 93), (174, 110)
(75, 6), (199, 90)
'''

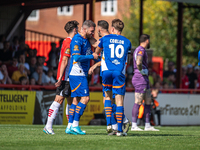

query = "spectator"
(46, 69), (56, 85)
(187, 64), (197, 89)
(32, 65), (48, 85)
(18, 76), (28, 90)
(30, 77), (36, 85)
(29, 56), (37, 78)
(0, 34), (5, 49)
(18, 53), (30, 75)
(163, 61), (176, 82)
(7, 57), (18, 77)
(0, 41), (12, 64)
(12, 63), (28, 84)
(0, 64), (12, 84)
(181, 67), (189, 89)
(47, 42), (57, 68)
(37, 56), (48, 73)
(194, 66), (200, 89)
(163, 72), (175, 89)
(11, 36), (19, 57)
(52, 67), (57, 80)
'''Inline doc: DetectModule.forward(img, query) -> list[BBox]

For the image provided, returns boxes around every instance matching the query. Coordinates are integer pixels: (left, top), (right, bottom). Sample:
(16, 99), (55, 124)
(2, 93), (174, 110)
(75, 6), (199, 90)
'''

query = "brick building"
(26, 0), (130, 40)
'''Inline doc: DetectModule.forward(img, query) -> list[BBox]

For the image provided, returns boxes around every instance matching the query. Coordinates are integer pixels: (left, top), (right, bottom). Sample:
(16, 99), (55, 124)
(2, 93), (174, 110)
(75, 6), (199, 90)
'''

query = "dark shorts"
(56, 81), (71, 97)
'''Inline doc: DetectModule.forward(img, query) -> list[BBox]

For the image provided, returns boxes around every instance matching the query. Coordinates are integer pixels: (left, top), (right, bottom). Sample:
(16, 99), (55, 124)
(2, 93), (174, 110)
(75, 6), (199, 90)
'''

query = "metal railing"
(25, 29), (64, 58)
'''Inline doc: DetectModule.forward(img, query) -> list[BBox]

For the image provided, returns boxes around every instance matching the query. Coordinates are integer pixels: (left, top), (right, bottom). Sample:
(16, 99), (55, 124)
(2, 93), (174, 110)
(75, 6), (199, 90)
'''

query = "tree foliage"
(122, 0), (200, 65)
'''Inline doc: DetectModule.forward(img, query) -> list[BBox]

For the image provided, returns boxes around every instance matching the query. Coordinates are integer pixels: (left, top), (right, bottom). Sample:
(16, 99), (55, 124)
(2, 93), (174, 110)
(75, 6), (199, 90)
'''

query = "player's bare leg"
(43, 95), (65, 135)
(144, 89), (159, 131)
(131, 92), (144, 131)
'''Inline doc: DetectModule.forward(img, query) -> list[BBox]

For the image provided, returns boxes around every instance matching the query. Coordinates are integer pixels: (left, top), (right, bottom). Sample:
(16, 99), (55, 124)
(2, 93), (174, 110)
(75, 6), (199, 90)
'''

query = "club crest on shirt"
(138, 51), (143, 55)
(73, 45), (79, 51)
(65, 48), (70, 54)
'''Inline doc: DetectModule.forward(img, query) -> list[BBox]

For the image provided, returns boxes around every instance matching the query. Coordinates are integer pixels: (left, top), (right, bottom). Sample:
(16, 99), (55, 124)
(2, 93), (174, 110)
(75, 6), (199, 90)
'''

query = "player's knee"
(55, 96), (64, 104)
(81, 96), (90, 104)
(135, 101), (142, 105)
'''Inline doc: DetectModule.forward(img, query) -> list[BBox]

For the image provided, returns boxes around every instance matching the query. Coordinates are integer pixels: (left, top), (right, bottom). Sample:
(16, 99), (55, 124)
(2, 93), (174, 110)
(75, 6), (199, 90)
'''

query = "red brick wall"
(26, 0), (130, 40)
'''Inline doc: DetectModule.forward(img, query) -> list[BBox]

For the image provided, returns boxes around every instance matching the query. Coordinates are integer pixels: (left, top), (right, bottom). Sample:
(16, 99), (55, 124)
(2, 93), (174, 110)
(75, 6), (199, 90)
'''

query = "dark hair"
(19, 76), (27, 82)
(98, 20), (109, 30)
(139, 34), (150, 43)
(64, 20), (79, 34)
(82, 20), (96, 28)
(112, 19), (124, 32)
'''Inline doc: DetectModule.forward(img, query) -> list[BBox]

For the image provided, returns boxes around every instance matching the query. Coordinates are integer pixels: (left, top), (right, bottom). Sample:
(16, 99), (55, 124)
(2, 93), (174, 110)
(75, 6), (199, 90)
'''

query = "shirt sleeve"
(62, 39), (71, 57)
(98, 37), (103, 49)
(137, 48), (144, 57)
(71, 37), (82, 56)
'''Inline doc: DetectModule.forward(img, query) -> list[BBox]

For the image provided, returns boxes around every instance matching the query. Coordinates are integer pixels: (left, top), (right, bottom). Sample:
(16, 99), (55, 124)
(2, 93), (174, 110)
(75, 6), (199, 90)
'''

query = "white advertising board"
(124, 93), (200, 125)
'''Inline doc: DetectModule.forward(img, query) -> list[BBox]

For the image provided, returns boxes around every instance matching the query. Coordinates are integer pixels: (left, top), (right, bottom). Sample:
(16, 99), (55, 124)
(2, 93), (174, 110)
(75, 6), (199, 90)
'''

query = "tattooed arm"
(136, 55), (143, 71)
(136, 55), (148, 75)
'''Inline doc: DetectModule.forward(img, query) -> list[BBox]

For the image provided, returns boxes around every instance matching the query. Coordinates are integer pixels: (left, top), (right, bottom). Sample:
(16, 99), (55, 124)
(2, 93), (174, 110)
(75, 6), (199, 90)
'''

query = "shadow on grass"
(128, 133), (183, 137)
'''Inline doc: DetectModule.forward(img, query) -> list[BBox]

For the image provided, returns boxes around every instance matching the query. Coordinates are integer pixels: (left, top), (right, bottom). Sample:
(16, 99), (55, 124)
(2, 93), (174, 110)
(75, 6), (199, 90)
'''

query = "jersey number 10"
(109, 44), (124, 58)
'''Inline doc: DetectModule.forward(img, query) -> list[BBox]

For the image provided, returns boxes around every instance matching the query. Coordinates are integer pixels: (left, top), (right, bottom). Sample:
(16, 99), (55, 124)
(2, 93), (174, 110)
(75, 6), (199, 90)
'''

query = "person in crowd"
(0, 64), (12, 84)
(11, 36), (19, 57)
(47, 42), (57, 68)
(163, 61), (176, 78)
(187, 64), (197, 89)
(194, 66), (200, 89)
(46, 69), (56, 85)
(181, 66), (189, 89)
(7, 57), (18, 78)
(30, 77), (36, 85)
(0, 34), (5, 49)
(0, 41), (13, 64)
(29, 56), (37, 78)
(18, 76), (28, 90)
(11, 63), (28, 84)
(37, 56), (49, 73)
(18, 53), (30, 75)
(31, 65), (48, 85)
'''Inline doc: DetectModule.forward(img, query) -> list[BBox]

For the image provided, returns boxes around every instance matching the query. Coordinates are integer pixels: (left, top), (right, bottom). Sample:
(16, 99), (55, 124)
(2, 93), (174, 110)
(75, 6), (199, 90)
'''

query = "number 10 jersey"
(98, 34), (132, 74)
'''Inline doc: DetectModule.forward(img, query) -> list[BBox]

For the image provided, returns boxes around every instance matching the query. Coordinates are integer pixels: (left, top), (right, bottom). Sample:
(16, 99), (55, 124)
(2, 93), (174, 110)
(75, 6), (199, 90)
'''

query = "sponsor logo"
(73, 45), (79, 51)
(65, 48), (70, 54)
(112, 59), (120, 65)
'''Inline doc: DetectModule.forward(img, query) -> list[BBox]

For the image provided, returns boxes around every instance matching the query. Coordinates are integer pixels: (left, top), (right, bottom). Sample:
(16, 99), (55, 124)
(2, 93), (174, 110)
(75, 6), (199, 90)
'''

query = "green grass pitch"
(0, 125), (200, 150)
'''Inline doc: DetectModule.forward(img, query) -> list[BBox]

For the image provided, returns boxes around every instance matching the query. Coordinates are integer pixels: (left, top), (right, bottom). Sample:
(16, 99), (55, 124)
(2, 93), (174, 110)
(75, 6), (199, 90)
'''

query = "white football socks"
(45, 101), (60, 129)
(112, 124), (118, 130)
(72, 120), (79, 127)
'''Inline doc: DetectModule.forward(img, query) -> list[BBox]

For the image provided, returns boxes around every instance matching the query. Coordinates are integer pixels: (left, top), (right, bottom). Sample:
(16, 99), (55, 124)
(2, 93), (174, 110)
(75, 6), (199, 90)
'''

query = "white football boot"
(131, 126), (143, 131)
(144, 126), (159, 131)
(43, 127), (55, 135)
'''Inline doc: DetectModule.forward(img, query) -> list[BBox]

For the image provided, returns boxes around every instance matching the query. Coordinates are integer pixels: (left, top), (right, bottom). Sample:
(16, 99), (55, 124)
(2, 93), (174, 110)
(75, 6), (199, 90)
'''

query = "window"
(101, 0), (117, 16)
(27, 10), (39, 21)
(57, 6), (73, 16)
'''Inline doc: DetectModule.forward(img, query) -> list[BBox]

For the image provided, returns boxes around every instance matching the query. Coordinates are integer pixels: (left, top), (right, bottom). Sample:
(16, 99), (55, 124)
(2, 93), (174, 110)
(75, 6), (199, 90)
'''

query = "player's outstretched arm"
(55, 56), (69, 87)
(73, 53), (99, 63)
(88, 61), (101, 75)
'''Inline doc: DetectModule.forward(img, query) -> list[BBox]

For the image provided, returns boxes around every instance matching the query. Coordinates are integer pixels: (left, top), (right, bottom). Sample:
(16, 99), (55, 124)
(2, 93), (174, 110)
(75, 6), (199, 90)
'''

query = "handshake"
(139, 69), (148, 76)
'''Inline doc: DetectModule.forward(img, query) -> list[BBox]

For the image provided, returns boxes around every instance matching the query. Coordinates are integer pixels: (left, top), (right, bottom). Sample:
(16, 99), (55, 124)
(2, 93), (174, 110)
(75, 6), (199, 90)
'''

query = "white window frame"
(101, 0), (117, 16)
(57, 6), (73, 16)
(27, 10), (39, 21)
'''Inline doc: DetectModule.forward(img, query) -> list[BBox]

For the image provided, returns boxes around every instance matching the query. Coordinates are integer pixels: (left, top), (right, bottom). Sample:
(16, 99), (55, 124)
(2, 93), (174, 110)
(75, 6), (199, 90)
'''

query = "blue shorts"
(102, 70), (126, 95)
(69, 75), (89, 97)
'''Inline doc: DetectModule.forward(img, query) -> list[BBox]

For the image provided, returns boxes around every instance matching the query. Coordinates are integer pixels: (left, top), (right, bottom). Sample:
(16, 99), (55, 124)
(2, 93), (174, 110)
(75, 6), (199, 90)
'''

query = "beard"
(147, 43), (150, 49)
(98, 32), (102, 37)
